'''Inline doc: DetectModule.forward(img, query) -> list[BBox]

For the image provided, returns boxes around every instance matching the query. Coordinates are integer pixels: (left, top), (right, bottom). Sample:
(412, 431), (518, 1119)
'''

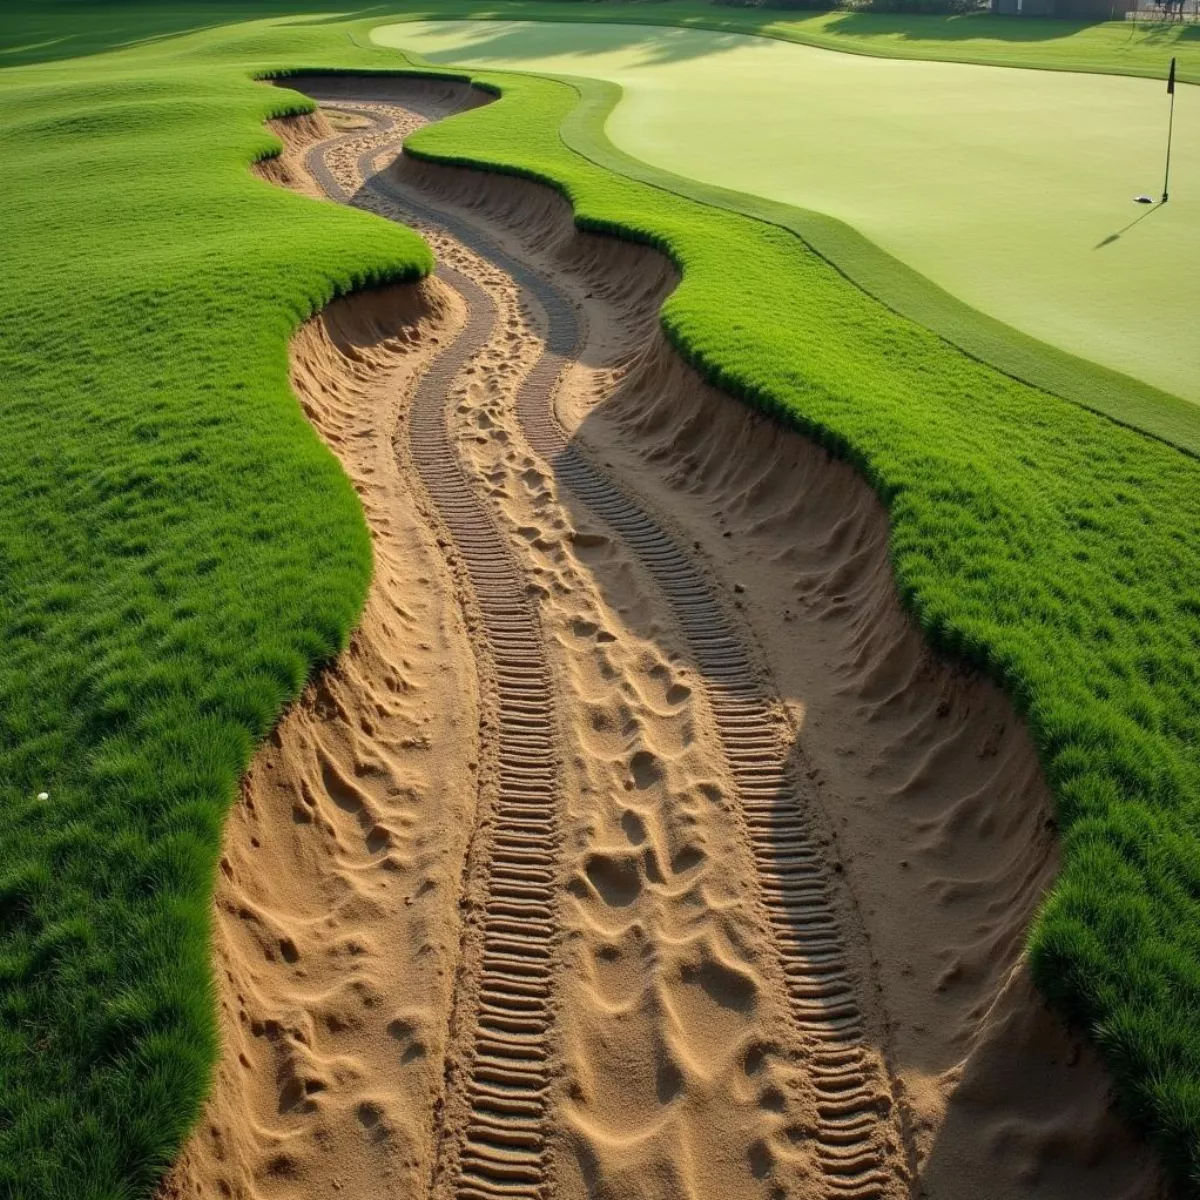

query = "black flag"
(1168, 57), (1176, 95)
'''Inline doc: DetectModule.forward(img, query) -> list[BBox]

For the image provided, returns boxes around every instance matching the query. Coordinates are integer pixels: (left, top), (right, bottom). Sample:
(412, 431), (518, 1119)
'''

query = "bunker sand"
(162, 80), (1167, 1200)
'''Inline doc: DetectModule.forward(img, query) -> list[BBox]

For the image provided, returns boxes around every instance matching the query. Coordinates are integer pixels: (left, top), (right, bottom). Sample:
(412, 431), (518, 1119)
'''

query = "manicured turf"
(11, 2), (1200, 79)
(550, 71), (1200, 459)
(6, 1), (1200, 1196)
(375, 19), (1200, 407)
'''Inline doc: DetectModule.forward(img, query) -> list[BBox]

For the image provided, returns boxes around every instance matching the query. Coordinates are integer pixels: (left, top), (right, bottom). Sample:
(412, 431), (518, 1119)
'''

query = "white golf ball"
(36, 792), (48, 801)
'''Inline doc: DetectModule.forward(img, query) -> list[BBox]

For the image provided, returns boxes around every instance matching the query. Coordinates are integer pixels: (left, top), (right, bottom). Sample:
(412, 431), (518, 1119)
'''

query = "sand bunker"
(160, 121), (480, 1197)
(162, 78), (1168, 1200)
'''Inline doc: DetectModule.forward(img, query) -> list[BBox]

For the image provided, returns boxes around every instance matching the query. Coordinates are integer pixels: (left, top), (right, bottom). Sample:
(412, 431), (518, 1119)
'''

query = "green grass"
(5, 1), (1200, 1197)
(542, 62), (1200, 456)
(557, 73), (1200, 454)
(8, 1), (1200, 79)
(710, 6), (1200, 79)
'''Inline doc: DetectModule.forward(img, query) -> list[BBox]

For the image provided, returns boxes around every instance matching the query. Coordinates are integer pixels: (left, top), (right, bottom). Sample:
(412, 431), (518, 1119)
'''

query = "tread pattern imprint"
(305, 97), (909, 1200)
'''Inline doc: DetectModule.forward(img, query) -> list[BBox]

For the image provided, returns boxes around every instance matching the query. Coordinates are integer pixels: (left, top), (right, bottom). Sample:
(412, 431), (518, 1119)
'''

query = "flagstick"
(1163, 58), (1177, 204)
(1163, 91), (1176, 203)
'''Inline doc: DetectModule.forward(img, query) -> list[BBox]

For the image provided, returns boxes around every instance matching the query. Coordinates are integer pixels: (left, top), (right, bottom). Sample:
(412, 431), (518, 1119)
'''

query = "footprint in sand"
(621, 808), (648, 845)
(365, 824), (391, 855)
(356, 1100), (391, 1147)
(570, 529), (609, 553)
(588, 933), (648, 1008)
(670, 844), (706, 874)
(386, 1015), (429, 1067)
(278, 1073), (326, 1116)
(320, 756), (369, 815)
(629, 749), (663, 791)
(665, 945), (762, 1074)
(581, 851), (643, 908)
(316, 754), (395, 856)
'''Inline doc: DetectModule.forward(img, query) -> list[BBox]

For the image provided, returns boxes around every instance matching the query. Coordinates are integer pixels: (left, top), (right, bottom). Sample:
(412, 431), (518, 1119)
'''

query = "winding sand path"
(314, 100), (904, 1199)
(163, 77), (1169, 1200)
(313, 120), (570, 1197)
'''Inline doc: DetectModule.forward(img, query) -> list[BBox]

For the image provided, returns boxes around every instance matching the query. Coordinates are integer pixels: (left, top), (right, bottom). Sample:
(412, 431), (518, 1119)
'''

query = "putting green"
(373, 19), (1200, 406)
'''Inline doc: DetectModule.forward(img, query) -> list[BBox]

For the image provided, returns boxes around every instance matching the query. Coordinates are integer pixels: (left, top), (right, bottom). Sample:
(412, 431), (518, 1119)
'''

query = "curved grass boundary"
(281, 54), (1200, 1190)
(544, 66), (1200, 456)
(367, 22), (1200, 454)
(6, 1), (1200, 83)
(348, 5), (1200, 86)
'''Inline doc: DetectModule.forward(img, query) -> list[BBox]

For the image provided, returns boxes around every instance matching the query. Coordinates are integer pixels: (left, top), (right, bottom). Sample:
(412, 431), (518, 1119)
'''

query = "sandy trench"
(162, 80), (1170, 1200)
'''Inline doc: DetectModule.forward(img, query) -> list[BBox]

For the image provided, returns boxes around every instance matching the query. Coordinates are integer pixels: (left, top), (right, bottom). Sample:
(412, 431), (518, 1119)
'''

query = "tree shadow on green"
(0, 3), (230, 66)
(392, 15), (757, 66)
(823, 11), (1105, 42)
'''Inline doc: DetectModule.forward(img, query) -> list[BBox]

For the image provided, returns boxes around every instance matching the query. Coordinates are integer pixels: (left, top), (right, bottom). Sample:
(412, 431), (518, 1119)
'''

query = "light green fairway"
(374, 19), (1200, 405)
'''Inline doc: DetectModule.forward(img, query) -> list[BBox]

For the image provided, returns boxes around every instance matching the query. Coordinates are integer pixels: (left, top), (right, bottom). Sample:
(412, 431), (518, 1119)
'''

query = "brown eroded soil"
(162, 77), (1170, 1200)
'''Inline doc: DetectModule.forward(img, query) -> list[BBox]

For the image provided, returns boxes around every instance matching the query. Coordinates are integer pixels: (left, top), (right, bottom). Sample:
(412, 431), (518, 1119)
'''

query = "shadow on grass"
(282, 6), (396, 29)
(10, 0), (1197, 75)
(1093, 200), (1164, 247)
(390, 15), (758, 66)
(0, 0), (387, 68)
(1111, 17), (1200, 44)
(0, 1), (815, 72)
(1, 2), (227, 65)
(822, 11), (1105, 42)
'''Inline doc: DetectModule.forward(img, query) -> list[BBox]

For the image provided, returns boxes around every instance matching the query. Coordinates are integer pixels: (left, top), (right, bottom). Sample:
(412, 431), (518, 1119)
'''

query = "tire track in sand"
(310, 127), (561, 1199)
(312, 104), (901, 1198)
